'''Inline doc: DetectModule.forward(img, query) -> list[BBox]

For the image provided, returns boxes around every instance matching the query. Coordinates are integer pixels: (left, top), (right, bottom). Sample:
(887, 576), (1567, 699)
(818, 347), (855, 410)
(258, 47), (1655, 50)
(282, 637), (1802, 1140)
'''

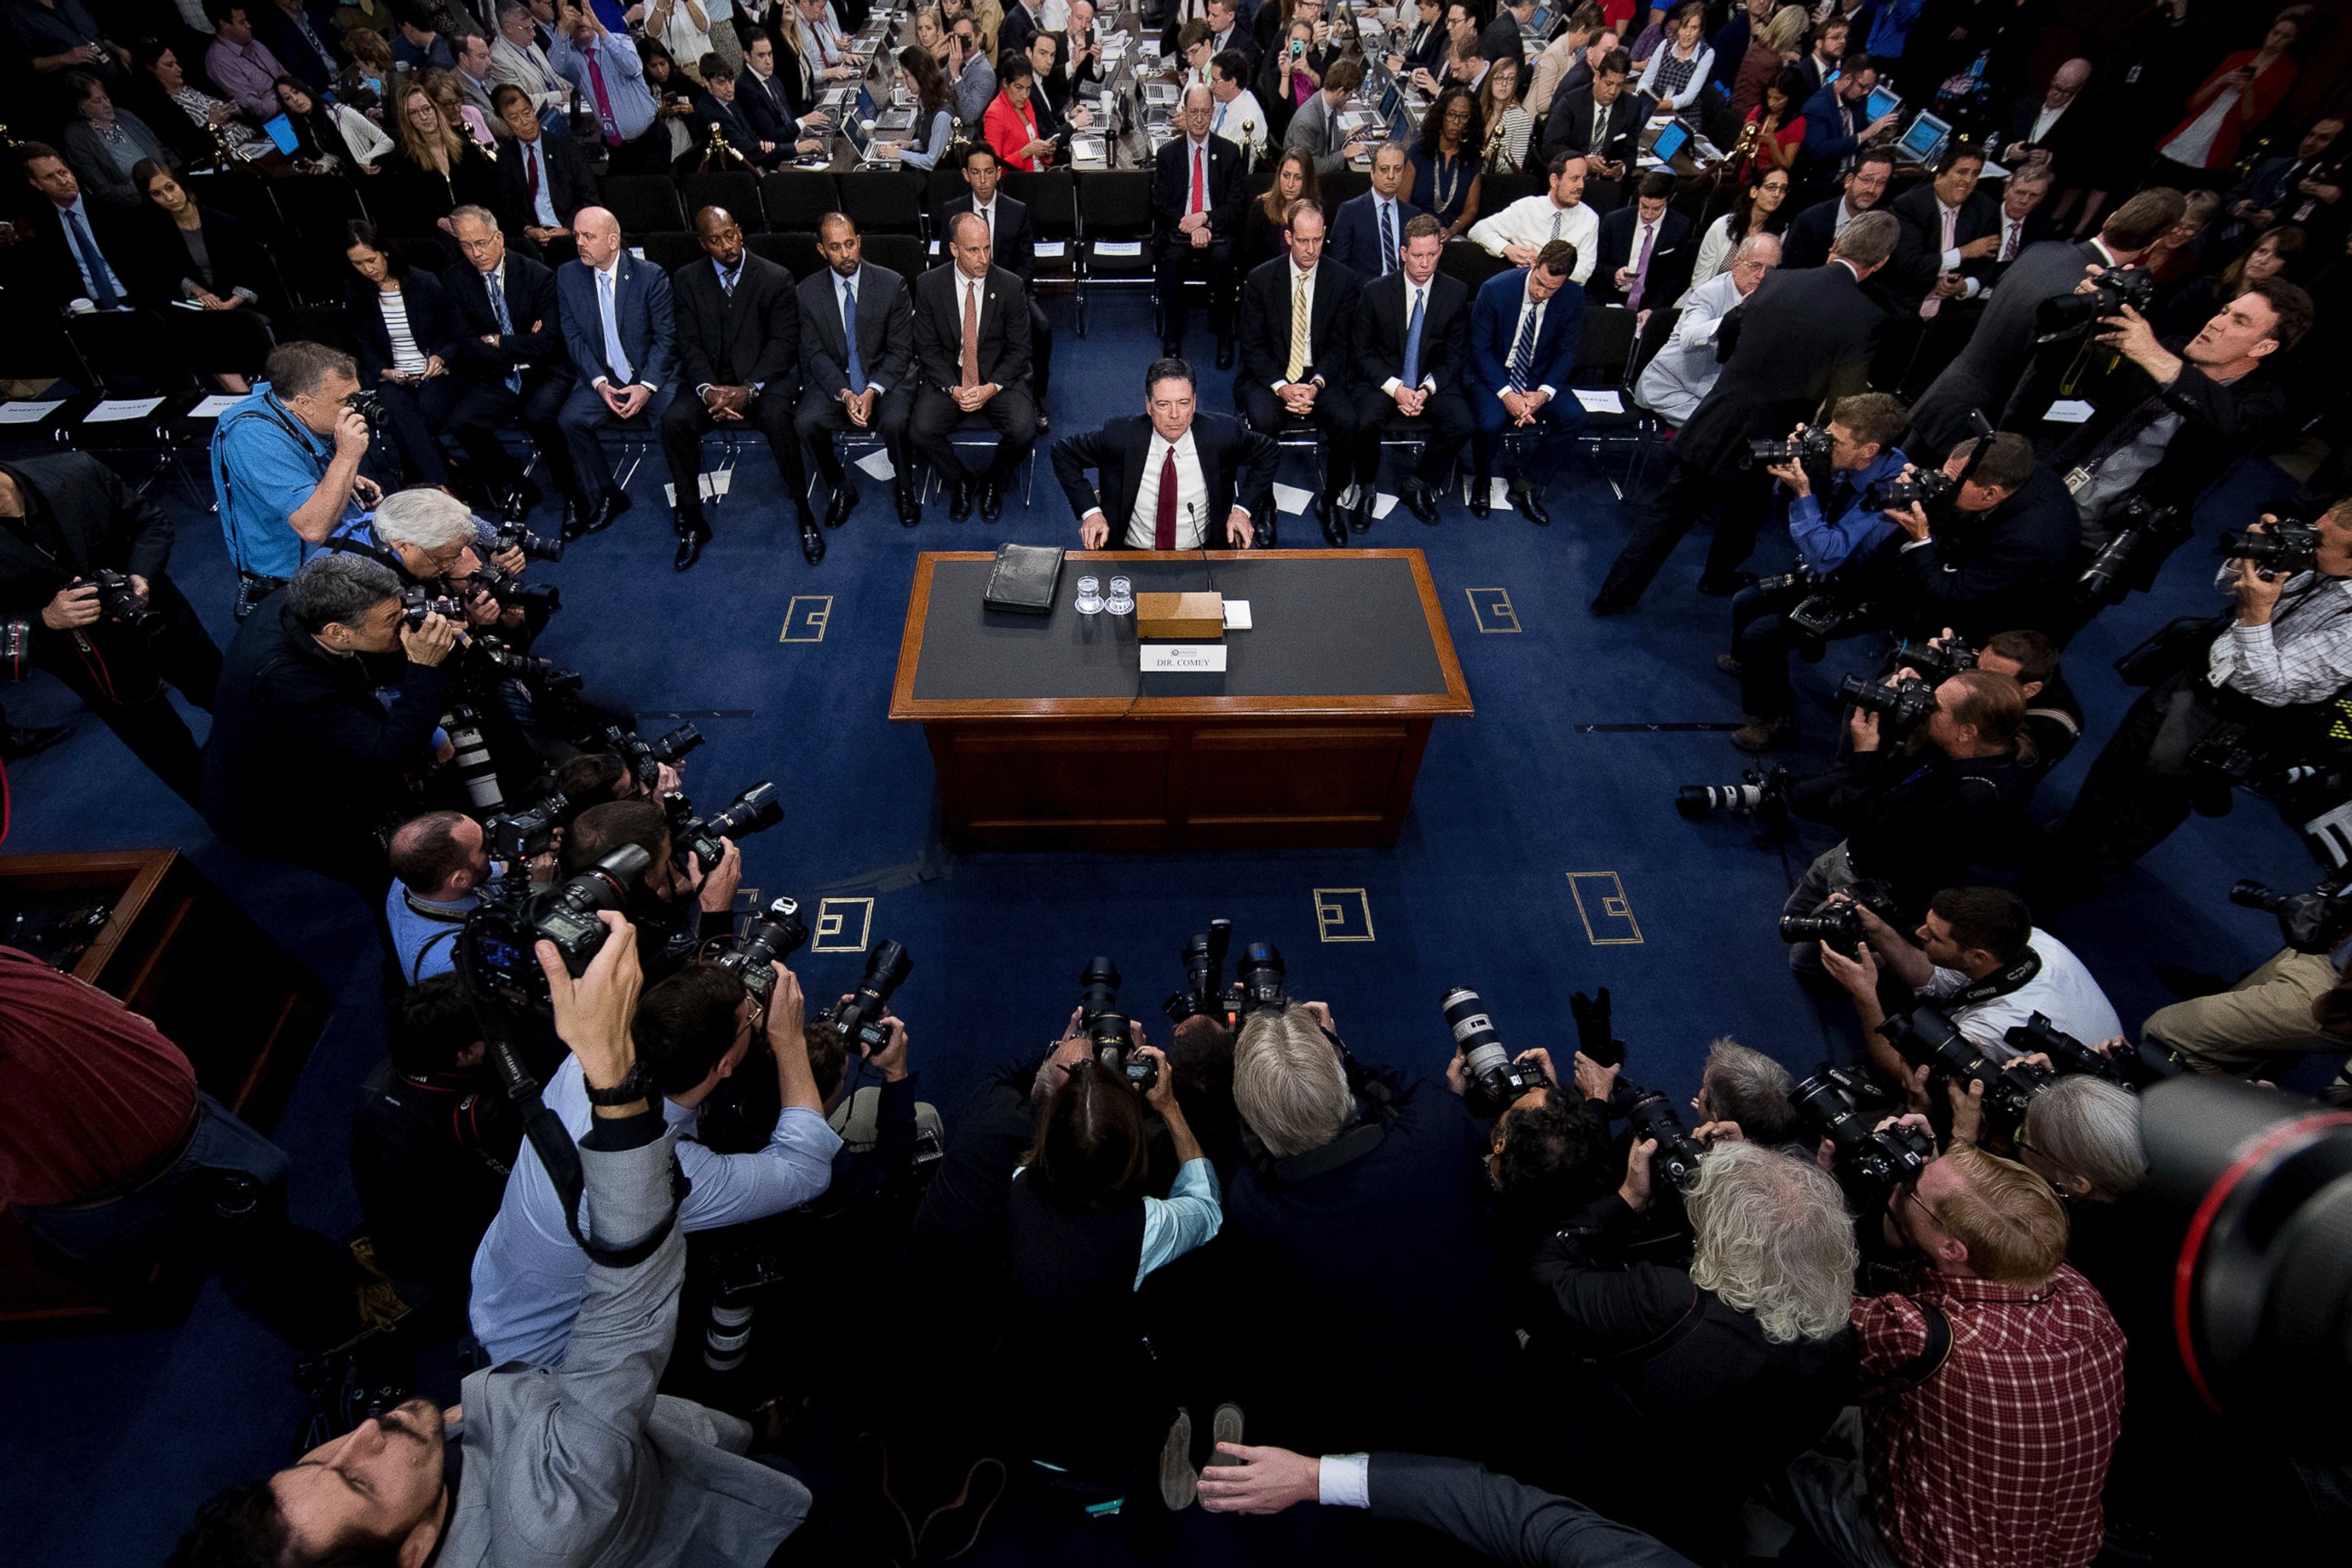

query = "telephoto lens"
(1079, 956), (1122, 1022)
(493, 519), (566, 564)
(1778, 900), (1867, 949)
(1889, 637), (1975, 685)
(471, 562), (562, 614)
(398, 584), (465, 628)
(715, 896), (809, 1002)
(1877, 1006), (2051, 1128)
(828, 939), (913, 1057)
(1441, 986), (1537, 1118)
(1235, 942), (1287, 1014)
(2218, 524), (2320, 576)
(444, 706), (505, 812)
(1673, 764), (1790, 821)
(1622, 1088), (1709, 1191)
(1161, 919), (1234, 1024)
(1836, 673), (1939, 732)
(1861, 468), (1955, 514)
(1788, 1067), (1935, 1199)
(706, 781), (782, 839)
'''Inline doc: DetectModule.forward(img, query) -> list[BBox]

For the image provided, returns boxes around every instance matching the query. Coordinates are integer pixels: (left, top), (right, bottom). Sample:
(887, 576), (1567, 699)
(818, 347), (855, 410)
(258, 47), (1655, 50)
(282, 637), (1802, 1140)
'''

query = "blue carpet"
(0, 289), (2324, 1565)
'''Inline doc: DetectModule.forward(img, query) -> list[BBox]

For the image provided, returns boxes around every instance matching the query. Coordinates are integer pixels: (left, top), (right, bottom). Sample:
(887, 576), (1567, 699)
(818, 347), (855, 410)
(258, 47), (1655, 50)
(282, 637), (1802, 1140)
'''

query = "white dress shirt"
(969, 197), (998, 252)
(1210, 88), (1268, 150)
(2028, 98), (2069, 144)
(1466, 195), (1599, 283)
(1123, 427), (1212, 548)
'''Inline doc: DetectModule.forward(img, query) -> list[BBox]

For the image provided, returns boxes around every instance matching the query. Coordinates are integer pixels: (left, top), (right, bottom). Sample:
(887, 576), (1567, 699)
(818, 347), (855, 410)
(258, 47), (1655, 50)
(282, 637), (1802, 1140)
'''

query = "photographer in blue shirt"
(209, 342), (383, 616)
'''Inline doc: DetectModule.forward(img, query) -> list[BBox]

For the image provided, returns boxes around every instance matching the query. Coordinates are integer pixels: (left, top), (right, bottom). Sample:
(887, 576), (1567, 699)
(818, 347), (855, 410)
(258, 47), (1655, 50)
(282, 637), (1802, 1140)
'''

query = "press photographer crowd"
(2, 0), (2352, 1563)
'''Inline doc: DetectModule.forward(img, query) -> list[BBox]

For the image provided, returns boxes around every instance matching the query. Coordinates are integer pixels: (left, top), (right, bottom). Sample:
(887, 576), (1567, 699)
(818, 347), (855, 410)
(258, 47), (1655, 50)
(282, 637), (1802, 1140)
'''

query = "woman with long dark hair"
(1686, 164), (1790, 295)
(1732, 66), (1806, 183)
(1241, 146), (1321, 272)
(876, 45), (956, 168)
(135, 158), (275, 389)
(341, 220), (459, 485)
(1406, 83), (1483, 240)
(274, 75), (391, 175)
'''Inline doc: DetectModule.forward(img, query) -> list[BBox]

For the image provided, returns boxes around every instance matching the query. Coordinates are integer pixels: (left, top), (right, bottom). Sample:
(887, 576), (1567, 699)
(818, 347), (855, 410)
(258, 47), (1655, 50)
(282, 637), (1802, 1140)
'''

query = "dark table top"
(890, 550), (1473, 719)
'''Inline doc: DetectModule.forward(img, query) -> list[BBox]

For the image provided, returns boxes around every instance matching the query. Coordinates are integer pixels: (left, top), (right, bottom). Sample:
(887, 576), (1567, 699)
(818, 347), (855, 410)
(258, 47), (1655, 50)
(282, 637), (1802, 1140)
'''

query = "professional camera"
(1161, 918), (1234, 1025)
(1743, 424), (1836, 469)
(2076, 495), (2190, 605)
(87, 569), (162, 633)
(459, 845), (649, 1008)
(474, 636), (583, 693)
(1888, 636), (1975, 686)
(1609, 1079), (1709, 1191)
(443, 704), (504, 811)
(810, 938), (913, 1060)
(1075, 956), (1153, 1087)
(711, 896), (808, 1003)
(490, 518), (565, 564)
(1877, 1005), (2053, 1131)
(609, 722), (704, 789)
(346, 389), (388, 429)
(2188, 722), (2263, 789)
(471, 561), (562, 614)
(2230, 876), (2352, 956)
(1789, 1065), (1936, 1199)
(1674, 763), (1791, 821)
(1837, 672), (1938, 733)
(2042, 265), (2157, 330)
(1233, 940), (1288, 1015)
(2003, 1010), (2185, 1090)
(1778, 878), (1902, 949)
(483, 792), (567, 861)
(399, 583), (464, 628)
(1441, 986), (1540, 1118)
(1752, 563), (1816, 599)
(1786, 584), (1879, 645)
(663, 781), (782, 875)
(2219, 523), (2320, 577)
(1862, 468), (1955, 514)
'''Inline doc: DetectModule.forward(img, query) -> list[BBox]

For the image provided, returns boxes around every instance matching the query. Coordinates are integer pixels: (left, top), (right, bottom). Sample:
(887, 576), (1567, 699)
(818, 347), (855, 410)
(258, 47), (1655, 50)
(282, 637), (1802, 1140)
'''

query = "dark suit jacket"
(1050, 411), (1279, 539)
(910, 261), (1033, 394)
(1396, 17), (1447, 75)
(692, 90), (784, 168)
(1797, 83), (1865, 178)
(737, 66), (805, 145)
(1883, 466), (2080, 639)
(1000, 1), (1045, 59)
(496, 132), (600, 232)
(557, 252), (680, 391)
(135, 206), (280, 312)
(445, 252), (571, 384)
(1780, 196), (1843, 271)
(1466, 268), (1584, 400)
(347, 270), (465, 384)
(18, 199), (142, 311)
(1353, 270), (1474, 397)
(1992, 92), (2094, 175)
(1152, 132), (1246, 245)
(1328, 191), (1427, 281)
(1237, 254), (1361, 391)
(1907, 238), (2103, 452)
(0, 455), (174, 612)
(939, 193), (1037, 284)
(796, 261), (915, 398)
(257, 5), (337, 89)
(1887, 183), (2000, 302)
(1674, 261), (1883, 478)
(2041, 346), (2287, 511)
(1477, 12), (1524, 72)
(1543, 85), (1643, 168)
(673, 250), (802, 393)
(1592, 205), (1693, 305)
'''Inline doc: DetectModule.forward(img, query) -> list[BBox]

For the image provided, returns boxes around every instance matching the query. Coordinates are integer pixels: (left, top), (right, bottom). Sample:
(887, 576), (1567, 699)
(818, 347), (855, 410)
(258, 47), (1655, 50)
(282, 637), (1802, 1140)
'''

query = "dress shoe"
(1348, 500), (1373, 533)
(671, 516), (710, 571)
(948, 476), (975, 523)
(1321, 503), (1348, 547)
(1511, 485), (1552, 526)
(1468, 478), (1492, 519)
(1695, 570), (1758, 597)
(1715, 652), (1743, 677)
(582, 490), (629, 534)
(559, 494), (591, 541)
(979, 477), (1004, 523)
(1214, 337), (1235, 369)
(1729, 712), (1797, 753)
(896, 483), (921, 526)
(1403, 481), (1439, 524)
(1256, 510), (1276, 548)
(1, 721), (71, 759)
(799, 516), (826, 564)
(824, 482), (858, 527)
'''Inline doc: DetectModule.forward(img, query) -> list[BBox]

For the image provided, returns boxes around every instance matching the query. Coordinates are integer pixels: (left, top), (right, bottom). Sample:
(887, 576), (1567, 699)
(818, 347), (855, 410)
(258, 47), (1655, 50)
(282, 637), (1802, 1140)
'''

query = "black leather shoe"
(672, 524), (710, 571)
(824, 482), (858, 527)
(979, 477), (1004, 523)
(1404, 482), (1439, 524)
(896, 483), (921, 526)
(799, 516), (826, 564)
(1696, 571), (1759, 597)
(1348, 501), (1373, 533)
(1257, 509), (1276, 548)
(1511, 485), (1552, 526)
(499, 479), (540, 527)
(1, 721), (71, 759)
(582, 489), (629, 535)
(560, 494), (590, 540)
(948, 476), (975, 522)
(1215, 338), (1235, 369)
(1468, 478), (1492, 519)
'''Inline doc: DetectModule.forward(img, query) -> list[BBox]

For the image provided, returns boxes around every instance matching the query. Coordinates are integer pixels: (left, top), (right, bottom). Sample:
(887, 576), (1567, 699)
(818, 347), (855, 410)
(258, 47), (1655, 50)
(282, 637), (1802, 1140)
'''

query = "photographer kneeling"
(468, 956), (838, 1367)
(174, 912), (816, 1568)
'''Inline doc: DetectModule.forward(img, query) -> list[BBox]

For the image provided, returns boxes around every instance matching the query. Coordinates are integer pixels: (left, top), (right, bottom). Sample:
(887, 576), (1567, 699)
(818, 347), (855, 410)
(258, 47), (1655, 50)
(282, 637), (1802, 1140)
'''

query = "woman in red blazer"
(984, 49), (1055, 171)
(2152, 8), (2305, 181)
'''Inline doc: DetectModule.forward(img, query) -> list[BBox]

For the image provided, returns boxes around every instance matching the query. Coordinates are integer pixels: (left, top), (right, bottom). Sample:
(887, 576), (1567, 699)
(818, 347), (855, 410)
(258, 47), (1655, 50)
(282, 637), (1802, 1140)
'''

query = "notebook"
(985, 543), (1064, 615)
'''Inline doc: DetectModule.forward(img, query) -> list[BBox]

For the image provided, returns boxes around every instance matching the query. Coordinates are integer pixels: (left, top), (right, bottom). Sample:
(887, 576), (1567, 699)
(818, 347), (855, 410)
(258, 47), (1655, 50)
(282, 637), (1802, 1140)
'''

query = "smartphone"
(1292, 39), (1305, 54)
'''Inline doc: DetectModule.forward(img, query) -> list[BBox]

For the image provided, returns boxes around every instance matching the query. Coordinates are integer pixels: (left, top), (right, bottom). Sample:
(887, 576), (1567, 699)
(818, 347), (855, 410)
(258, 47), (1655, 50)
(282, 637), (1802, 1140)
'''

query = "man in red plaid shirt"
(1787, 1141), (2126, 1568)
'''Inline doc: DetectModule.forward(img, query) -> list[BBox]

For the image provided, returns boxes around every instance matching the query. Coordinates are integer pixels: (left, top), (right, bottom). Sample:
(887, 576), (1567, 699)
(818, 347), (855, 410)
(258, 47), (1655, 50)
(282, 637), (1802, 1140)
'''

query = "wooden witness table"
(891, 549), (1473, 850)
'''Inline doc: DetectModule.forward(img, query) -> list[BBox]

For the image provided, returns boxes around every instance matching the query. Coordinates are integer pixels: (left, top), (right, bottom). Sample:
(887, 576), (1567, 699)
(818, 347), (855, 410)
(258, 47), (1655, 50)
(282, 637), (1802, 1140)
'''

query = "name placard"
(1141, 643), (1230, 673)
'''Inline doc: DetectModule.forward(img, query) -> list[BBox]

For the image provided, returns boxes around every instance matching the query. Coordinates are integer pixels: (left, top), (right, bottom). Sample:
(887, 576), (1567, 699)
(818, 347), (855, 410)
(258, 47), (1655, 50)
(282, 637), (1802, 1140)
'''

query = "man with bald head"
(1152, 82), (1247, 365)
(1994, 57), (2093, 175)
(909, 211), (1037, 524)
(554, 205), (676, 537)
(662, 206), (819, 568)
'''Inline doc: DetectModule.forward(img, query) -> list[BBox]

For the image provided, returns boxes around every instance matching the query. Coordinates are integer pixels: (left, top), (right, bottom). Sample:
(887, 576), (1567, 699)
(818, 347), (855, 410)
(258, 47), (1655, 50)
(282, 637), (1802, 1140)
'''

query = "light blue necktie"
(1507, 298), (1539, 394)
(1377, 199), (1396, 277)
(486, 268), (521, 393)
(598, 266), (632, 385)
(68, 206), (119, 309)
(841, 274), (866, 392)
(1401, 285), (1425, 387)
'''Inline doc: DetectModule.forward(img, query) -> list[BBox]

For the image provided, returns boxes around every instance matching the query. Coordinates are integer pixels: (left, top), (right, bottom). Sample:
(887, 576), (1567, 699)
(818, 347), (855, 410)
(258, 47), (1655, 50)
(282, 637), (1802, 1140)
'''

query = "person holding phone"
(341, 221), (459, 487)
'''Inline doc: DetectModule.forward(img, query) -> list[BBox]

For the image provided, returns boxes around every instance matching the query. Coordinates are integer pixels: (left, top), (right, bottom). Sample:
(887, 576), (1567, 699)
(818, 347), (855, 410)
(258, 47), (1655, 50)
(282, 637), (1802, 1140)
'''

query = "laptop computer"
(1643, 120), (1691, 166)
(1894, 110), (1953, 165)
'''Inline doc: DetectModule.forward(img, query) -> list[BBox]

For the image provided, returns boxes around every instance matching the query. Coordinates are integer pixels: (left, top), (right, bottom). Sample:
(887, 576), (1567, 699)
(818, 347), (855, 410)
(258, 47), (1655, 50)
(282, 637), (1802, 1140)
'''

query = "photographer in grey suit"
(167, 913), (815, 1568)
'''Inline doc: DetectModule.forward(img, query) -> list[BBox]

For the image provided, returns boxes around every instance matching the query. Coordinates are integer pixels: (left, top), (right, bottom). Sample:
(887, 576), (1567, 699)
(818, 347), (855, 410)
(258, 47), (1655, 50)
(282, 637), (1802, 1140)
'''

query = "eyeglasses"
(1899, 1183), (1945, 1231)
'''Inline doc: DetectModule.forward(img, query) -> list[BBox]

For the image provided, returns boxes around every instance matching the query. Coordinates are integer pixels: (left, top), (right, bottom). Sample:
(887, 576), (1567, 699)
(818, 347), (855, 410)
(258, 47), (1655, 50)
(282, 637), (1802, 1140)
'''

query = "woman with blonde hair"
(381, 79), (497, 237)
(1477, 53), (1534, 173)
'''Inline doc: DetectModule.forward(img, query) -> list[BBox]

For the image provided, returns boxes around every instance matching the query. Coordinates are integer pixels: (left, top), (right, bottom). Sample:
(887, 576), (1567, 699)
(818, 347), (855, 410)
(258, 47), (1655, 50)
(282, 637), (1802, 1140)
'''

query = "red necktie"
(1153, 444), (1178, 549)
(525, 142), (541, 200)
(1190, 145), (1204, 215)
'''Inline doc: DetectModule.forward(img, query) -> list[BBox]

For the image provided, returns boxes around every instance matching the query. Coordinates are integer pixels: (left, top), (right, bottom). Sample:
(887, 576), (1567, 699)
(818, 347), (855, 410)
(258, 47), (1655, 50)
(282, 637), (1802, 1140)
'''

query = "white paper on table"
(1035, 240), (1068, 258)
(1093, 240), (1144, 258)
(0, 400), (65, 424)
(191, 394), (242, 417)
(1573, 389), (1624, 415)
(1372, 491), (1398, 520)
(86, 397), (166, 422)
(1270, 481), (1314, 514)
(854, 448), (897, 481)
(1222, 599), (1252, 630)
(2043, 399), (2096, 425)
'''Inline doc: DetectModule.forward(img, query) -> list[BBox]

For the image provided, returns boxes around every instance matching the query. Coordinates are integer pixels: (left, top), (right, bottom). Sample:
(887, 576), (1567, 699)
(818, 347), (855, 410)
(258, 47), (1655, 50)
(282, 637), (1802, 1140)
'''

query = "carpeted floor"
(0, 289), (2328, 1566)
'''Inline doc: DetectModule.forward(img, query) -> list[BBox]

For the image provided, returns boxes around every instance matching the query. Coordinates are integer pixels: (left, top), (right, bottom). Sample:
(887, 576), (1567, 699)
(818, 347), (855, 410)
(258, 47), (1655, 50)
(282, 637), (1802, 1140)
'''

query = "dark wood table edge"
(888, 548), (1475, 720)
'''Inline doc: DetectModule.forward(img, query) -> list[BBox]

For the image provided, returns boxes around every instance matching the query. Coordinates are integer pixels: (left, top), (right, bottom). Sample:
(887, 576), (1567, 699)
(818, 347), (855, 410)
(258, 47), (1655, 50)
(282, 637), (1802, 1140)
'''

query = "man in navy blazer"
(445, 205), (582, 529)
(1328, 142), (1427, 282)
(554, 206), (677, 536)
(1796, 54), (1899, 194)
(691, 55), (789, 169)
(1590, 172), (1692, 308)
(1465, 244), (1584, 525)
(1351, 214), (1473, 526)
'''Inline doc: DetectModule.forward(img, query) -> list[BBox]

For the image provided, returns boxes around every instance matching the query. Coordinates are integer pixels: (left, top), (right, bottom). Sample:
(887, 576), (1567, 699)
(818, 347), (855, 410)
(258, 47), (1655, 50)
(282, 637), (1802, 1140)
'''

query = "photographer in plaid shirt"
(1786, 1139), (2126, 1568)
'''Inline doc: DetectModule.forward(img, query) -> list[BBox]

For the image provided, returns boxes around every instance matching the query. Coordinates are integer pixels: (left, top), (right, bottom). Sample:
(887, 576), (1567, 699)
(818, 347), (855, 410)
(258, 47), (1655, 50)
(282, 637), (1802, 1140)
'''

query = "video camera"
(609, 722), (704, 789)
(2220, 523), (2320, 578)
(711, 896), (808, 1004)
(491, 518), (565, 564)
(1789, 1064), (1936, 1201)
(1674, 762), (1791, 822)
(662, 781), (782, 875)
(1863, 468), (1955, 514)
(2043, 265), (2157, 330)
(1440, 986), (1541, 1118)
(811, 938), (914, 1061)
(1744, 424), (1836, 470)
(2230, 876), (2352, 956)
(484, 792), (568, 861)
(1838, 671), (1939, 734)
(458, 844), (649, 1010)
(86, 569), (162, 633)
(2003, 1010), (2185, 1090)
(1877, 1005), (2052, 1131)
(2077, 496), (2190, 606)
(398, 584), (464, 628)
(1779, 878), (1902, 950)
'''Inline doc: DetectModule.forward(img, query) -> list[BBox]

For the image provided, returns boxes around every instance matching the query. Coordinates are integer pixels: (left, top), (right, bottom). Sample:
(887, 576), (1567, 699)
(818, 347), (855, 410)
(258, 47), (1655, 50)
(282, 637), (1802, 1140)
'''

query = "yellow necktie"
(1286, 274), (1309, 382)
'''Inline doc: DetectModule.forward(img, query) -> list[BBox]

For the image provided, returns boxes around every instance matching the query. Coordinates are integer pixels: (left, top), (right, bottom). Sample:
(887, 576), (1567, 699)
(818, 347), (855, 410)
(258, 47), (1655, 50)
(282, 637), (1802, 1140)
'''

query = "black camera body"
(2077, 495), (2189, 605)
(2003, 1009), (2184, 1090)
(1234, 941), (1288, 1016)
(346, 389), (388, 429)
(1863, 468), (1955, 514)
(1162, 919), (1234, 1025)
(1779, 877), (1902, 949)
(471, 561), (562, 615)
(1612, 1081), (1709, 1191)
(1789, 1065), (1936, 1200)
(1878, 1005), (2053, 1130)
(812, 938), (913, 1061)
(609, 722), (704, 789)
(2231, 877), (2352, 956)
(1890, 637), (1975, 686)
(1676, 763), (1791, 822)
(484, 792), (568, 861)
(1077, 956), (1155, 1090)
(87, 569), (161, 632)
(1441, 986), (1540, 1119)
(474, 635), (582, 694)
(491, 519), (565, 564)
(1838, 672), (1939, 733)
(2220, 524), (2320, 577)
(1745, 424), (1837, 469)
(714, 896), (808, 1003)
(460, 845), (650, 1009)
(2044, 265), (2157, 331)
(398, 584), (464, 629)
(663, 781), (782, 875)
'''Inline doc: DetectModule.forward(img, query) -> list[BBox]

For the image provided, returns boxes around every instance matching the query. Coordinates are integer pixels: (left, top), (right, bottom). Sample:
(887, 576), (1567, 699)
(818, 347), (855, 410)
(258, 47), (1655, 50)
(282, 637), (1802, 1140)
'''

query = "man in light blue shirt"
(470, 959), (841, 1366)
(384, 810), (490, 985)
(546, 4), (660, 171)
(209, 343), (382, 601)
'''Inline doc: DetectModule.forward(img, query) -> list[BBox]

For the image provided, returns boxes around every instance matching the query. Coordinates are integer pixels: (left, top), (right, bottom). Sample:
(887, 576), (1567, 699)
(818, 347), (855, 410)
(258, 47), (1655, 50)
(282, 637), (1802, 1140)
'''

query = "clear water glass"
(1074, 575), (1103, 615)
(1104, 576), (1135, 616)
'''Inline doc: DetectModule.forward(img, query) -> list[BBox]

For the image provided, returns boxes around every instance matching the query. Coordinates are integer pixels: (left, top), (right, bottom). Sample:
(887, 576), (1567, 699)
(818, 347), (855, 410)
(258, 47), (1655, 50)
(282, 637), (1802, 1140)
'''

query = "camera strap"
(1949, 948), (2041, 1006)
(1866, 1299), (1954, 1396)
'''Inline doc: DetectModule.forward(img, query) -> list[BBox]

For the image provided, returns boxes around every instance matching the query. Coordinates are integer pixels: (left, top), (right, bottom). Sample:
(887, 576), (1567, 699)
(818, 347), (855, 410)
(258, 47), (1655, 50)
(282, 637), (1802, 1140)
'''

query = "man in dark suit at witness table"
(1054, 357), (1278, 550)
(939, 142), (1054, 420)
(795, 212), (921, 527)
(1236, 201), (1361, 546)
(1590, 211), (1898, 615)
(1351, 214), (1473, 530)
(662, 205), (822, 569)
(909, 212), (1038, 525)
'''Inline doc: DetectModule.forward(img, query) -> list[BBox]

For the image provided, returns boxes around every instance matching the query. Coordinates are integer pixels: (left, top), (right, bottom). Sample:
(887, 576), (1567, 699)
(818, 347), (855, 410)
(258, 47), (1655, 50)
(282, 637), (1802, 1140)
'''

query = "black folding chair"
(760, 170), (840, 231)
(603, 174), (688, 233)
(863, 232), (926, 280)
(640, 230), (704, 270)
(752, 230), (826, 279)
(682, 170), (765, 230)
(1567, 304), (1644, 498)
(1439, 240), (1510, 292)
(1074, 168), (1153, 338)
(838, 169), (926, 238)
